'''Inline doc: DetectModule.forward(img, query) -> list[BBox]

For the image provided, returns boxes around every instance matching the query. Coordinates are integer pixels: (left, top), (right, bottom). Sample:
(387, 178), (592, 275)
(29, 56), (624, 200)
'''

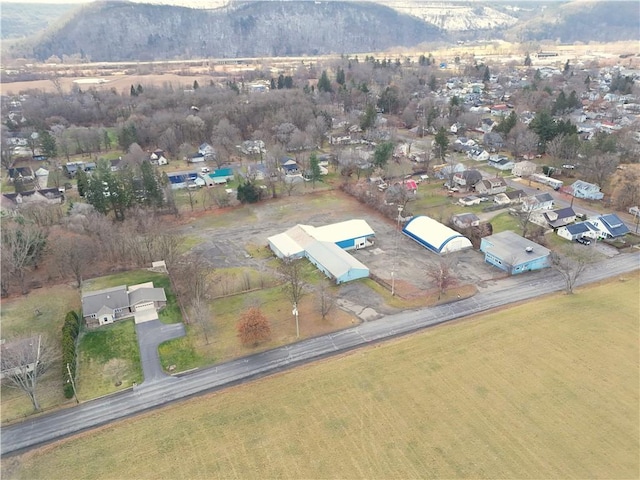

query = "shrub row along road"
(2, 252), (639, 456)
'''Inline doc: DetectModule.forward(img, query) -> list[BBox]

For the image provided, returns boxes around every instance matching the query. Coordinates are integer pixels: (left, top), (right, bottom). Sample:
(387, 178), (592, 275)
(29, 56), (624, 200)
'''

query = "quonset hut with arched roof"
(402, 215), (472, 254)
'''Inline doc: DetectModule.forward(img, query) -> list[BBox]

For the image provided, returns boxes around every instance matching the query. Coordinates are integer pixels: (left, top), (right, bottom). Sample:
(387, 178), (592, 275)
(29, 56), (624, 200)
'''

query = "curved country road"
(2, 252), (638, 456)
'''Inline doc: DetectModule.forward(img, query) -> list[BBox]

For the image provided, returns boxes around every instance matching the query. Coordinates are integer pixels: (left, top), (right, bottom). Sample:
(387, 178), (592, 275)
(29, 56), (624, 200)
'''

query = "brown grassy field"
(2, 40), (638, 96)
(3, 274), (638, 479)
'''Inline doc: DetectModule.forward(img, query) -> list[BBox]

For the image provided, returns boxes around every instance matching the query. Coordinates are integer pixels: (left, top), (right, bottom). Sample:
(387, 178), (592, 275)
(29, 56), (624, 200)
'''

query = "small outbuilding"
(402, 216), (472, 254)
(480, 230), (551, 275)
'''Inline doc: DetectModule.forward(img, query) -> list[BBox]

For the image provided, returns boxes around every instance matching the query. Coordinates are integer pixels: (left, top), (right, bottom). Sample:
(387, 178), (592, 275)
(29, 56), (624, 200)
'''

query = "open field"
(4, 275), (638, 479)
(2, 40), (638, 96)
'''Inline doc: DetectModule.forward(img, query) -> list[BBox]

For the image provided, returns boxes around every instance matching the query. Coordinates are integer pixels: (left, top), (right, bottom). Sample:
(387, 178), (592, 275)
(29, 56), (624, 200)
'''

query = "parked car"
(576, 237), (591, 245)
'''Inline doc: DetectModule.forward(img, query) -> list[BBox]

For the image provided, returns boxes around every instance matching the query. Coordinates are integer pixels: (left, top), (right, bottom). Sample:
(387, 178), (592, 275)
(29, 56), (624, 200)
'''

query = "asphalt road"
(1, 252), (638, 456)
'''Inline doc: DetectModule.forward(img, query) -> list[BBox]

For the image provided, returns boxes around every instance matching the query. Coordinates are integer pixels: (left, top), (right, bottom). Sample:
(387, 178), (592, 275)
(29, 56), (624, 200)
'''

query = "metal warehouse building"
(402, 215), (472, 254)
(480, 230), (551, 275)
(267, 219), (374, 284)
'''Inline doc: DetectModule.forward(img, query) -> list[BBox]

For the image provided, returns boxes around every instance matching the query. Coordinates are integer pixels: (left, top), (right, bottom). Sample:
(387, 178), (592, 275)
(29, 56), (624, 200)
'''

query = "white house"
(512, 161), (537, 177)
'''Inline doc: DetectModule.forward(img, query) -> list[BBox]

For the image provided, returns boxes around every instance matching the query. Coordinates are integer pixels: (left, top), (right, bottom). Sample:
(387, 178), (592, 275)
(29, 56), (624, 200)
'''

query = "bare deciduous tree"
(190, 297), (213, 345)
(280, 256), (307, 309)
(211, 118), (241, 168)
(315, 281), (336, 320)
(49, 233), (94, 287)
(1, 335), (53, 411)
(2, 223), (48, 295)
(426, 255), (458, 300)
(551, 252), (587, 294)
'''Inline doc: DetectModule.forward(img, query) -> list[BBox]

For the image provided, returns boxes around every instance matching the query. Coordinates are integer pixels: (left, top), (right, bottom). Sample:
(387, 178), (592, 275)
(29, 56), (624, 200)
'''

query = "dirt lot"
(176, 189), (500, 312)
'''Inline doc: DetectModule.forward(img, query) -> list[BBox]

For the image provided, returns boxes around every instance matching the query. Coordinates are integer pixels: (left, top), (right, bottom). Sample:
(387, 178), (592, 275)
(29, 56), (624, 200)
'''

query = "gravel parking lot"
(182, 190), (501, 300)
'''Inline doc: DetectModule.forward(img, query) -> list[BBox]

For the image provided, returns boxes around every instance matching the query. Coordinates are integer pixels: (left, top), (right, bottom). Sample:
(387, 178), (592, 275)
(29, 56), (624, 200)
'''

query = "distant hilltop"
(2, 1), (639, 62)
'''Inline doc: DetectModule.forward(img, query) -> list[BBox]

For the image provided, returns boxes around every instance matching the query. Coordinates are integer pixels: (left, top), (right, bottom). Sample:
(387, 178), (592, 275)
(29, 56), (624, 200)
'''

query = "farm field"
(3, 275), (638, 479)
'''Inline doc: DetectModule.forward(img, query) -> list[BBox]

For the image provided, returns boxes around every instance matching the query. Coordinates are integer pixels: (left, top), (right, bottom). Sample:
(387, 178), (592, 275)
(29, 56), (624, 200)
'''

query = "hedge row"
(62, 311), (81, 399)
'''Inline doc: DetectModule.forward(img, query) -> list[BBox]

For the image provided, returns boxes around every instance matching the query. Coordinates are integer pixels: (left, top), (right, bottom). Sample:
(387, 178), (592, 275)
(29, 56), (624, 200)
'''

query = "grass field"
(4, 275), (638, 479)
(0, 285), (81, 423)
(76, 320), (142, 399)
(159, 263), (357, 372)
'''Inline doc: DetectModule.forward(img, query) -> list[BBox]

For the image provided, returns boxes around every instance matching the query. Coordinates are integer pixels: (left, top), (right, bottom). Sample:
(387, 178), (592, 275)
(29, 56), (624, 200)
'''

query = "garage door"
(134, 302), (155, 312)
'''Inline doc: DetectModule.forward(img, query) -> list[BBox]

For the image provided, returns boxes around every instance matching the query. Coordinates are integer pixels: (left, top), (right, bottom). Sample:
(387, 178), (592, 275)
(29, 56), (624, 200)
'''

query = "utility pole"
(292, 303), (299, 338)
(66, 363), (79, 404)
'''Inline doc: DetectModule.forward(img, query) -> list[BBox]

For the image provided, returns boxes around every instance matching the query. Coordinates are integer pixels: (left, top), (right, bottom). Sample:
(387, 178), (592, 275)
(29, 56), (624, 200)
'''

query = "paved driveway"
(134, 321), (186, 385)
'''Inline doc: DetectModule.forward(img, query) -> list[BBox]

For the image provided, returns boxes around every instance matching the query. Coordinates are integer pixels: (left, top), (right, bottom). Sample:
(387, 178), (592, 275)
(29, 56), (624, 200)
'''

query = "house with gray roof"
(588, 214), (630, 239)
(568, 180), (604, 200)
(557, 222), (600, 241)
(81, 282), (167, 327)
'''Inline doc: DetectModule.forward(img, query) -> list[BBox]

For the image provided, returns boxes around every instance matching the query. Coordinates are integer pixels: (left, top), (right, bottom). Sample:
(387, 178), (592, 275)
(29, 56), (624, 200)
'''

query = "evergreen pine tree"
(317, 71), (332, 93)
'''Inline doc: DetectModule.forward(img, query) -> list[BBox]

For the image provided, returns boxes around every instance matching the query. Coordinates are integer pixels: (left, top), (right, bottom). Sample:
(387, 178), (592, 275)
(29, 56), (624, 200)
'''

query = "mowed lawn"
(4, 276), (639, 479)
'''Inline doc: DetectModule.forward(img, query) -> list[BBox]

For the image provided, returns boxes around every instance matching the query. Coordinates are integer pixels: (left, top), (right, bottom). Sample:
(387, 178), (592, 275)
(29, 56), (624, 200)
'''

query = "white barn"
(267, 219), (375, 284)
(402, 216), (472, 254)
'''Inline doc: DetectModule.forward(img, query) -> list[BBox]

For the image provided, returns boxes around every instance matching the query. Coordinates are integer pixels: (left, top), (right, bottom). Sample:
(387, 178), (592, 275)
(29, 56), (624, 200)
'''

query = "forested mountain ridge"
(2, 0), (639, 63)
(9, 1), (444, 62)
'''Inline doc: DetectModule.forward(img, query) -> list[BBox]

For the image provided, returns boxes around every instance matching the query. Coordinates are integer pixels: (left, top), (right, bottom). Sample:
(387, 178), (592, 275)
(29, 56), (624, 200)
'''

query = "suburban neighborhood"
(1, 21), (639, 478)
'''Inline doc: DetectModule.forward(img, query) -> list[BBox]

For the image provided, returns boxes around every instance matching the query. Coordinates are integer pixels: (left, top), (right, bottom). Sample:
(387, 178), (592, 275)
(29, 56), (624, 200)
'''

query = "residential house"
(34, 167), (49, 179)
(436, 163), (465, 180)
(458, 196), (482, 206)
(468, 148), (490, 162)
(531, 207), (576, 229)
(504, 189), (526, 204)
(81, 282), (167, 327)
(149, 149), (168, 166)
(452, 212), (480, 229)
(452, 169), (483, 190)
(198, 143), (216, 161)
(557, 222), (600, 241)
(188, 152), (206, 163)
(512, 160), (537, 177)
(493, 193), (511, 205)
(110, 158), (122, 172)
(7, 167), (34, 182)
(403, 179), (418, 193)
(521, 192), (554, 212)
(588, 214), (630, 238)
(482, 132), (504, 151)
(490, 104), (510, 116)
(480, 230), (551, 275)
(1, 188), (64, 215)
(279, 157), (299, 175)
(63, 162), (82, 178)
(238, 140), (266, 156)
(454, 137), (476, 148)
(488, 155), (515, 171)
(568, 180), (604, 200)
(480, 118), (497, 133)
(475, 178), (507, 195)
